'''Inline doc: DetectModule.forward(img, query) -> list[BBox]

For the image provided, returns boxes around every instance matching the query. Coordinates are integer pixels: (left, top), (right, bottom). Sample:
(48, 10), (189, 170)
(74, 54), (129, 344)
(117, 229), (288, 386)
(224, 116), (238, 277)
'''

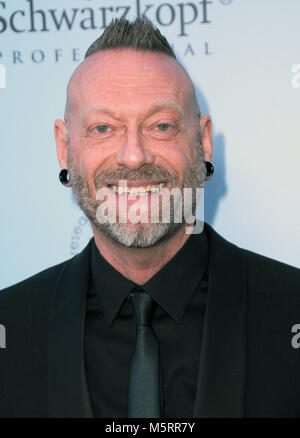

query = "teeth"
(108, 182), (166, 195)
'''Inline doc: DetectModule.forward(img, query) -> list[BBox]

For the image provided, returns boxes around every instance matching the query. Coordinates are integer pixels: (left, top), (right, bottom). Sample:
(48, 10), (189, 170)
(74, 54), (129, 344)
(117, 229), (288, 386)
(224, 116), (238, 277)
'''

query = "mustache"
(94, 165), (178, 188)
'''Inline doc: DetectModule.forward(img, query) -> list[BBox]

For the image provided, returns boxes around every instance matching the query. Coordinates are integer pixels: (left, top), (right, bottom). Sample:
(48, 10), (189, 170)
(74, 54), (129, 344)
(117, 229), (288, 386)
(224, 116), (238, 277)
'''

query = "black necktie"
(128, 288), (161, 418)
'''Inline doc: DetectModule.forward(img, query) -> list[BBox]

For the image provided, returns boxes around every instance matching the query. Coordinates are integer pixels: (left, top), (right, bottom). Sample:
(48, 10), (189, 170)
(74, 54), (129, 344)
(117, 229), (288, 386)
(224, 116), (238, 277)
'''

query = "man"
(0, 17), (299, 419)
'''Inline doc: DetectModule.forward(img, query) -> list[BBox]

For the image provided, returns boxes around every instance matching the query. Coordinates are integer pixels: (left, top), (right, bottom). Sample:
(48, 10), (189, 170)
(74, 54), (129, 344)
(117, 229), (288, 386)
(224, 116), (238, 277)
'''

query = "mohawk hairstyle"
(85, 17), (176, 60)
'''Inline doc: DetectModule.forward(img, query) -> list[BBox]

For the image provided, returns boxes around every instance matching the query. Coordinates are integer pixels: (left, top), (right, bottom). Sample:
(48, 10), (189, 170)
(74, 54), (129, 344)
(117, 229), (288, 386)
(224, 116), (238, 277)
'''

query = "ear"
(54, 119), (68, 169)
(199, 114), (213, 162)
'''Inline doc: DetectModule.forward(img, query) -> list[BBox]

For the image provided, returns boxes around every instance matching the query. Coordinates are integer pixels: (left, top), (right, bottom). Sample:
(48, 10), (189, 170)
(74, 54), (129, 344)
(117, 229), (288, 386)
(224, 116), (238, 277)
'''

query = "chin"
(95, 221), (184, 248)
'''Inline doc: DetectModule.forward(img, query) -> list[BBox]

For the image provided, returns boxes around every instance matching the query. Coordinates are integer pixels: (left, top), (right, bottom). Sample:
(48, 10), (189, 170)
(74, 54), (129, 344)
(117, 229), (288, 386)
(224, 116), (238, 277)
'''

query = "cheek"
(78, 134), (114, 169)
(77, 147), (113, 197)
(159, 144), (192, 176)
(76, 152), (99, 191)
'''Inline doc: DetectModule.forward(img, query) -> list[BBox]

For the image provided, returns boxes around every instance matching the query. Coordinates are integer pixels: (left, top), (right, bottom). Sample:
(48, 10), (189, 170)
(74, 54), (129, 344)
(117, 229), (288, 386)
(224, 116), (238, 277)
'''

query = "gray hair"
(85, 17), (176, 60)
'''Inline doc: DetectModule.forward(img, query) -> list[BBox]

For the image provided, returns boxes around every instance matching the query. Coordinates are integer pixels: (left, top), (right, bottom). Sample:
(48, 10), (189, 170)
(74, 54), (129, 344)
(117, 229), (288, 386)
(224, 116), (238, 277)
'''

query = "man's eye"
(95, 125), (110, 133)
(156, 123), (171, 131)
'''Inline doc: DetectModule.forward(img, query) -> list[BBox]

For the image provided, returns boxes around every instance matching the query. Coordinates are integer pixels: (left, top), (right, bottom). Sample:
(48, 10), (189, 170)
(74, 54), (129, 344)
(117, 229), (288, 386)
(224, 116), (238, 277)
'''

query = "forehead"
(67, 49), (194, 118)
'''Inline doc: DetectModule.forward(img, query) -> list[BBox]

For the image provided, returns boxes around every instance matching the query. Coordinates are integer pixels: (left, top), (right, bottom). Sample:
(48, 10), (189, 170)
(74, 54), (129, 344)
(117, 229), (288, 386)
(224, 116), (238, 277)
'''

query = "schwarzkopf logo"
(0, 0), (212, 36)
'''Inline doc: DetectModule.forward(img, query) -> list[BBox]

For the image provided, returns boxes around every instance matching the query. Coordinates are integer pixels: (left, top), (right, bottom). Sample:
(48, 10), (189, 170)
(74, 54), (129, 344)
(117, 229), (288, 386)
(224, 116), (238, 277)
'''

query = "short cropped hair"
(85, 17), (176, 60)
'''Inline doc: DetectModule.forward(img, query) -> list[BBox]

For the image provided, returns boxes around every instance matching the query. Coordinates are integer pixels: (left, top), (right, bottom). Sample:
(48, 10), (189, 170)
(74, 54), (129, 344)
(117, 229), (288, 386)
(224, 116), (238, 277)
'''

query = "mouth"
(106, 181), (167, 195)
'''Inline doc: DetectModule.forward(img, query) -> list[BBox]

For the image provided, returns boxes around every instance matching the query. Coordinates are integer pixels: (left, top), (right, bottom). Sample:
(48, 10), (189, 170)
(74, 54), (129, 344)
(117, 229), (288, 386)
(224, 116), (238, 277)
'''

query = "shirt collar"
(89, 241), (136, 327)
(89, 229), (209, 327)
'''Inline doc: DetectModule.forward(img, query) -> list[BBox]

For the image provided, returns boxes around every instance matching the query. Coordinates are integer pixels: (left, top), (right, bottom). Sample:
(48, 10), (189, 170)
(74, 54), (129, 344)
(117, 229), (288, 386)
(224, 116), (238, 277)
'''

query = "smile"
(107, 182), (167, 195)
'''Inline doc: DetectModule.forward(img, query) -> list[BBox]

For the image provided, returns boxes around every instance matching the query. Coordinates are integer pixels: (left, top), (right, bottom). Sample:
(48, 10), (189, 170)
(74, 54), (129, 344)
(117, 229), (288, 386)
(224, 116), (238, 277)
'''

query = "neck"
(91, 224), (191, 285)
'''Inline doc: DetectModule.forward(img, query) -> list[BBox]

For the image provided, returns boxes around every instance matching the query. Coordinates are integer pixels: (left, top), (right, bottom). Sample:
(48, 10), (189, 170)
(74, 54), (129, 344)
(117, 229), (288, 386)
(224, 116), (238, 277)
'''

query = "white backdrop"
(0, 0), (299, 289)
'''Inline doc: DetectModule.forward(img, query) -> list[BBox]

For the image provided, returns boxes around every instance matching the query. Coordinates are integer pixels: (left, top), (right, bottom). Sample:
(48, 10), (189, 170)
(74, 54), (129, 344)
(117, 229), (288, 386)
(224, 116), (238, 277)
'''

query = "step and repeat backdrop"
(0, 0), (299, 288)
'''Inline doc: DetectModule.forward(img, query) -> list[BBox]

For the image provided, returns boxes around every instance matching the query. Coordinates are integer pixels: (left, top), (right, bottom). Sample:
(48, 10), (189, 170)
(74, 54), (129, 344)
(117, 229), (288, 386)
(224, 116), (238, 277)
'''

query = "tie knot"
(129, 288), (155, 325)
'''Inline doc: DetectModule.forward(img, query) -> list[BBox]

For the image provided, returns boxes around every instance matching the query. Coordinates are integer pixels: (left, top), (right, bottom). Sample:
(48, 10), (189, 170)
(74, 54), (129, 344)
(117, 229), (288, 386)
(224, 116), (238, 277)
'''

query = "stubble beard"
(67, 129), (205, 248)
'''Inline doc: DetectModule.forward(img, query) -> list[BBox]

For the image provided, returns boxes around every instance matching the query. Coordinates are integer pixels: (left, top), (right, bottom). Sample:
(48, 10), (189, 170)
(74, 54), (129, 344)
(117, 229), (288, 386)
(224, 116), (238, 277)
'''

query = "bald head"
(64, 48), (200, 127)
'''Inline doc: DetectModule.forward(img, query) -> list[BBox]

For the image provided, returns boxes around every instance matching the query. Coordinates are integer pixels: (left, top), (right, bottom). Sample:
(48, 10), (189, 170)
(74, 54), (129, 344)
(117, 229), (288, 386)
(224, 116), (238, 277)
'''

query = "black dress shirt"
(84, 229), (209, 418)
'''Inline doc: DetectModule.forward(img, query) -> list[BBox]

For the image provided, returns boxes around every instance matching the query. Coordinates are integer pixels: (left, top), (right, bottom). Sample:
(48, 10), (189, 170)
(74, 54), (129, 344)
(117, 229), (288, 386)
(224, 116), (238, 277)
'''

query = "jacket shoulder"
(239, 247), (300, 305)
(205, 222), (299, 283)
(0, 258), (70, 303)
(240, 247), (300, 280)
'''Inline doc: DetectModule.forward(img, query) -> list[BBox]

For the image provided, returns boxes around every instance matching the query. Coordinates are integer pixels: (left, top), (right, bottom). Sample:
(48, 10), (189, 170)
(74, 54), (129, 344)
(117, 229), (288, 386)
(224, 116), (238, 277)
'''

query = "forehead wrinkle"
(65, 48), (198, 123)
(81, 101), (185, 126)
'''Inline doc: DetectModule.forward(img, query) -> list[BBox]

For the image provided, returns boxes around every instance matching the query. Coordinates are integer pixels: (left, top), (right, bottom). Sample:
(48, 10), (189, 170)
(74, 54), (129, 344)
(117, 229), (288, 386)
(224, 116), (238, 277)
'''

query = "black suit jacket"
(0, 223), (300, 418)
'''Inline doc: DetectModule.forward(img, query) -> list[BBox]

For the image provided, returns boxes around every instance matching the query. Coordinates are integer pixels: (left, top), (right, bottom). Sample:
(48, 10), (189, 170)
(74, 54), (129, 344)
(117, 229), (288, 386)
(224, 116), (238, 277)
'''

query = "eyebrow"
(82, 102), (185, 121)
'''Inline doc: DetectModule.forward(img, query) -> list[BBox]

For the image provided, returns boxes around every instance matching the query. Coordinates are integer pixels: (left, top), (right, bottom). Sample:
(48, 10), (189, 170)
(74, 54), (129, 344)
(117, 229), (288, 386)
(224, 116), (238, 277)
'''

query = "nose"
(116, 129), (155, 169)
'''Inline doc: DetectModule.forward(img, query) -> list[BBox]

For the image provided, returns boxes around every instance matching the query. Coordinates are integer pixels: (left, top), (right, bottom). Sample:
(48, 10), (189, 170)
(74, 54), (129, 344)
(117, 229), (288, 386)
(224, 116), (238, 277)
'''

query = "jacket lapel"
(48, 239), (94, 418)
(47, 223), (247, 418)
(193, 223), (247, 417)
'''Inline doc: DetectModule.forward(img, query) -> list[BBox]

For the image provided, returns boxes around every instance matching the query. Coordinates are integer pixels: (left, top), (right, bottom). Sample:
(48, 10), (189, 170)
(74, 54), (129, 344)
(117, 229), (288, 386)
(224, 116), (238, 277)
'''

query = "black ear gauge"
(59, 169), (70, 185)
(204, 161), (214, 180)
